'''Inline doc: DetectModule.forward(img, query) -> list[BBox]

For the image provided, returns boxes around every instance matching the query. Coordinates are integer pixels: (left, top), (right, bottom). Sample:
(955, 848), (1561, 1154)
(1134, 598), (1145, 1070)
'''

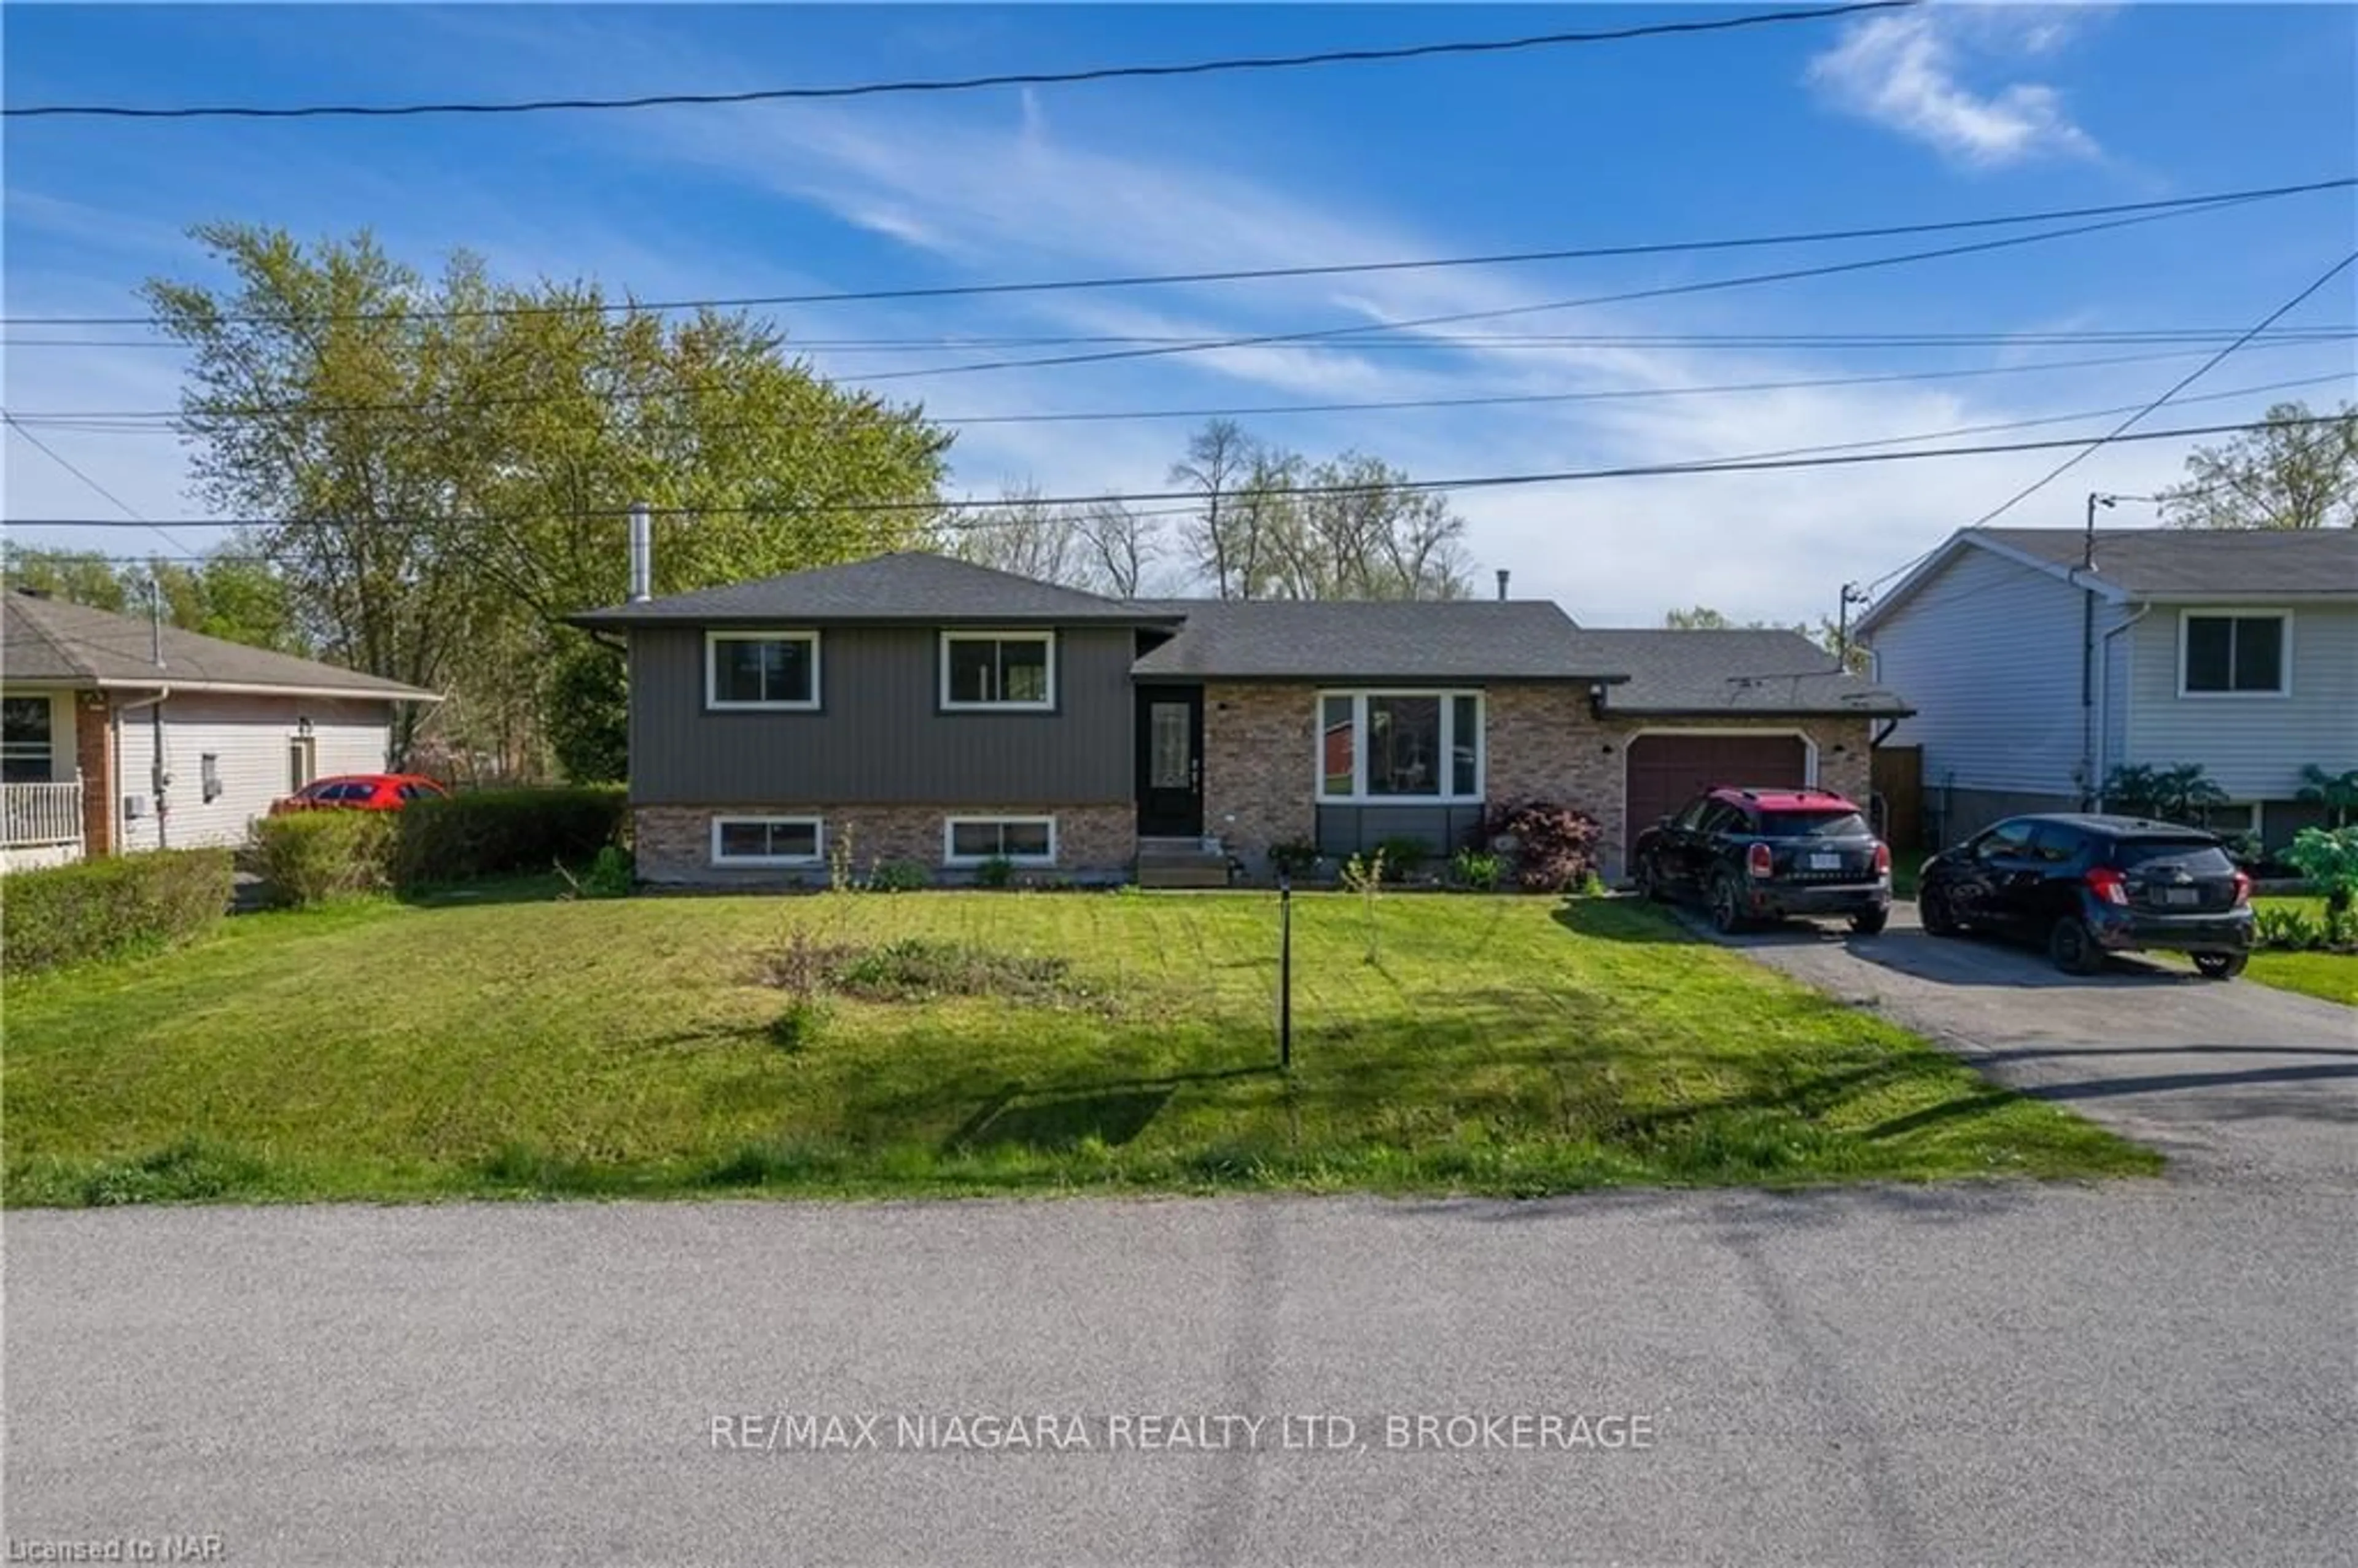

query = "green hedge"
(251, 811), (397, 907)
(391, 786), (627, 887)
(2, 848), (234, 974)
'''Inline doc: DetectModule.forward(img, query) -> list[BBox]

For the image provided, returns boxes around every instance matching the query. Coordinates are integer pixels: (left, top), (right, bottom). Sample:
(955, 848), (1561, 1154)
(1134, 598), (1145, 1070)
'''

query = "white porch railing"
(4, 782), (84, 848)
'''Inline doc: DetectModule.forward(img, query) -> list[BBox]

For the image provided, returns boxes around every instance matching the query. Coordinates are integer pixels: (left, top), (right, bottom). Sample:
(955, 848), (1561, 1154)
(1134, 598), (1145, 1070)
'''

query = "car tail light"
(2232, 870), (2252, 907)
(2085, 866), (2130, 906)
(1872, 842), (1892, 877)
(1746, 842), (1773, 879)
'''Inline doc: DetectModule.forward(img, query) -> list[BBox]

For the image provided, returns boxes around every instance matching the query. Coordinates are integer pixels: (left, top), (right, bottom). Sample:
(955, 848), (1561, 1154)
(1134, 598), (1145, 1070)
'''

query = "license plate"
(1809, 853), (1842, 871)
(2163, 887), (2200, 906)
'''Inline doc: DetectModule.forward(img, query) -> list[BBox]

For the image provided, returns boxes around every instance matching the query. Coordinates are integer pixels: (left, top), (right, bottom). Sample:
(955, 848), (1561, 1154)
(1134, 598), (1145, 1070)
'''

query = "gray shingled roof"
(1567, 628), (1913, 716)
(573, 551), (1173, 626)
(1977, 527), (2358, 599)
(3, 591), (438, 699)
(1127, 599), (1625, 681)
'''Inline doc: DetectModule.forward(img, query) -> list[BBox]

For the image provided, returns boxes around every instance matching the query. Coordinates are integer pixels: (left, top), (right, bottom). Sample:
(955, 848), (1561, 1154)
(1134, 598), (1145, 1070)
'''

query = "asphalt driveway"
(1702, 900), (2358, 1185)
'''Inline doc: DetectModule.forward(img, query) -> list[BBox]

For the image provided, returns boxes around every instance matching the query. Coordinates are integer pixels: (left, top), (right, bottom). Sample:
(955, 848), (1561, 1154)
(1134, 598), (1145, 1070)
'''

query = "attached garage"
(1623, 731), (1810, 866)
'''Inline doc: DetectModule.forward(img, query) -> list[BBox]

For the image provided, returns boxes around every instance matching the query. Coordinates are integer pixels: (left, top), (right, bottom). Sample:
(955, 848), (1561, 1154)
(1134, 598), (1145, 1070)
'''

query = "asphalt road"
(7, 905), (2354, 1568)
(1705, 899), (2358, 1185)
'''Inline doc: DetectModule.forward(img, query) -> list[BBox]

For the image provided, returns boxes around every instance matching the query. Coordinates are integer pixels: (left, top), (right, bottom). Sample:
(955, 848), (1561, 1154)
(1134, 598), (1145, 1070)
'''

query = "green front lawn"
(2244, 896), (2356, 1006)
(1, 889), (2155, 1206)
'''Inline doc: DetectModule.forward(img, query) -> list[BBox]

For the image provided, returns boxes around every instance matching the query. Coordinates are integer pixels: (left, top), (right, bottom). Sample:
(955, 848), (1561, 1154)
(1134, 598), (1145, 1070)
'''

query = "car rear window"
(2112, 839), (2235, 875)
(1758, 810), (1869, 839)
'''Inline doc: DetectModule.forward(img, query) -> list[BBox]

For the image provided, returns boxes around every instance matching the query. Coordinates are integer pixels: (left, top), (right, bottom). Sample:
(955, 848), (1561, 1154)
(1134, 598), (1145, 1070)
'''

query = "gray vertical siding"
(628, 624), (1137, 804)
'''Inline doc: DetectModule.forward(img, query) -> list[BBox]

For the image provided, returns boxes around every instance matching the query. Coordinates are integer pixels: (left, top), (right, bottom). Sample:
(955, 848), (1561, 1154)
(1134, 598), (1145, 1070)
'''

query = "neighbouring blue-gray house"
(1854, 526), (2357, 849)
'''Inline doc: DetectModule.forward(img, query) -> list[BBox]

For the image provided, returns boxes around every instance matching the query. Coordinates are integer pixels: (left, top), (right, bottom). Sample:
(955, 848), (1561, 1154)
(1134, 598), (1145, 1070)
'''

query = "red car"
(269, 773), (449, 815)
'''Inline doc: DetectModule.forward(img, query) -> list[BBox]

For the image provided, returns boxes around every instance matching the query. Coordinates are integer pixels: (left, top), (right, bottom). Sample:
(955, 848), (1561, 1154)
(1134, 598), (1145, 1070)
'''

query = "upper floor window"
(941, 631), (1055, 710)
(2179, 611), (2287, 697)
(1317, 690), (1482, 803)
(707, 631), (820, 710)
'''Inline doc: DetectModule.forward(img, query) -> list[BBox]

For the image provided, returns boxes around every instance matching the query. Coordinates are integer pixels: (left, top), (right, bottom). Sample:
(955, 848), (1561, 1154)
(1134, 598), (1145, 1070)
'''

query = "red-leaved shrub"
(1482, 800), (1603, 893)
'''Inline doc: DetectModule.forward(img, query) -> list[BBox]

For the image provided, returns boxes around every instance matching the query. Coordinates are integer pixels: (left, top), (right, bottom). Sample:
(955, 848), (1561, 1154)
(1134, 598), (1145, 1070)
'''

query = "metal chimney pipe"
(1495, 569), (1510, 602)
(627, 501), (653, 602)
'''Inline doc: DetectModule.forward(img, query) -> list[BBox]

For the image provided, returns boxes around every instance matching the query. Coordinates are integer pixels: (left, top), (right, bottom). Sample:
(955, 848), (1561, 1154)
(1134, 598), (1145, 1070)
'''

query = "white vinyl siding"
(2123, 602), (2358, 800)
(136, 692), (395, 851)
(1866, 544), (2110, 798)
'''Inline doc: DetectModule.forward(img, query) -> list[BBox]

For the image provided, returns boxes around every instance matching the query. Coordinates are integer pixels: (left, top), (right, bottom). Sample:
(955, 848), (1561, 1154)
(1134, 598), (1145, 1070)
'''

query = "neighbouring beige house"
(2, 589), (440, 869)
(572, 552), (1912, 887)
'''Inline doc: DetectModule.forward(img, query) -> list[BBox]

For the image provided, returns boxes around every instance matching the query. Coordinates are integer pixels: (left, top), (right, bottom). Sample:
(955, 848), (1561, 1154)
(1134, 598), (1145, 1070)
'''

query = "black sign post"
(1277, 872), (1293, 1072)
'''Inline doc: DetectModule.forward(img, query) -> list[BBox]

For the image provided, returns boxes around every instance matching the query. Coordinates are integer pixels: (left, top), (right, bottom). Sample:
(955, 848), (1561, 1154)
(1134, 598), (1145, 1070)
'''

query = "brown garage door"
(1624, 733), (1810, 866)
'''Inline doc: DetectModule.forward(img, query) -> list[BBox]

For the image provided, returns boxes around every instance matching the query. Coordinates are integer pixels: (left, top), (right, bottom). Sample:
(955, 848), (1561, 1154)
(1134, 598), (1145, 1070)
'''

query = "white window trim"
(2175, 608), (2291, 700)
(709, 815), (825, 867)
(705, 629), (822, 712)
(942, 815), (1058, 866)
(1313, 689), (1487, 805)
(939, 630), (1057, 712)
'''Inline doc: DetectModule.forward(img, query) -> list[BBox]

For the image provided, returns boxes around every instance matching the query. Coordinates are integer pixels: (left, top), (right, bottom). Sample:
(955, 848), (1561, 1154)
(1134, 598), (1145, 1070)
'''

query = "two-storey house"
(1855, 526), (2357, 848)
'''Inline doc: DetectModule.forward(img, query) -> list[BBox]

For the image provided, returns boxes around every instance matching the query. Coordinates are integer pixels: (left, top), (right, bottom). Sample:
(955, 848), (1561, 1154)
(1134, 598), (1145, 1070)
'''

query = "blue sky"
(4, 2), (2354, 623)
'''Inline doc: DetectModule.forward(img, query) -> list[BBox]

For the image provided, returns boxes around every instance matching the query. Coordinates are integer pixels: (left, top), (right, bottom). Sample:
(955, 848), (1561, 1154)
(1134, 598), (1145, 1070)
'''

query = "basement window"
(710, 817), (823, 866)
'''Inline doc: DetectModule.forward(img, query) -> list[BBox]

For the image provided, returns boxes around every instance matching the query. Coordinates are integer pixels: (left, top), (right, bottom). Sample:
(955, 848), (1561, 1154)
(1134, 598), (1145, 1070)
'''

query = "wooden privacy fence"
(1870, 745), (1923, 850)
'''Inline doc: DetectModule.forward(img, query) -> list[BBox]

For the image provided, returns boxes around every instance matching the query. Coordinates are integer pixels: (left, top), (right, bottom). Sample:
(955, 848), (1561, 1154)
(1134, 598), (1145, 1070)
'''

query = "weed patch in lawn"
(769, 935), (1107, 1009)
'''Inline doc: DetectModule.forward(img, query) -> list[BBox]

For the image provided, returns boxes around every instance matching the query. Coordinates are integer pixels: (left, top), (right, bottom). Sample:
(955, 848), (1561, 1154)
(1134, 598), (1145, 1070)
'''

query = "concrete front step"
(1135, 858), (1233, 888)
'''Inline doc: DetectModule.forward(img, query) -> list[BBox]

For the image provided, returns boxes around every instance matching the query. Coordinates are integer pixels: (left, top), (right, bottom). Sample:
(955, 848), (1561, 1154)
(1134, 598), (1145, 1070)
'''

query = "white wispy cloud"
(1807, 8), (2101, 168)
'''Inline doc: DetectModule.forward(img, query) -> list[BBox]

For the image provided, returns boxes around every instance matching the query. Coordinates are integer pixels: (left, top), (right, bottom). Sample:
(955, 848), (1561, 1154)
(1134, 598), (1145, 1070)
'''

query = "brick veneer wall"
(1200, 683), (1317, 858)
(634, 802), (1135, 886)
(1197, 679), (1876, 883)
(73, 690), (112, 855)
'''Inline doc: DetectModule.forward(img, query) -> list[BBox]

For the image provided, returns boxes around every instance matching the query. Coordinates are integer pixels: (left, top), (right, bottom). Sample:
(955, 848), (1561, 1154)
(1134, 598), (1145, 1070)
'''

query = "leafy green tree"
(1, 546), (134, 611)
(143, 223), (951, 768)
(2160, 400), (2357, 530)
(543, 635), (629, 785)
(1663, 605), (1738, 629)
(2, 543), (306, 653)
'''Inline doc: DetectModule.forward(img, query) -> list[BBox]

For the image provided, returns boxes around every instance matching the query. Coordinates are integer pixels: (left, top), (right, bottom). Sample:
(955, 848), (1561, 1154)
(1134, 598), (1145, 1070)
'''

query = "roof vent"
(1495, 569), (1510, 602)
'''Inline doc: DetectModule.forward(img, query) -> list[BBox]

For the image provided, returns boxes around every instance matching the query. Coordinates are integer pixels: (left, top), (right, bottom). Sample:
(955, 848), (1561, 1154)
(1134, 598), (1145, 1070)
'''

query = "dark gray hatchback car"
(1917, 813), (2255, 977)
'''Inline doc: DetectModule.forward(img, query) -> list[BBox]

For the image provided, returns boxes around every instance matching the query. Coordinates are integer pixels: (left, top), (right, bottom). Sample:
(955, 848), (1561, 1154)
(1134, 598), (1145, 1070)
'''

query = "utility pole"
(150, 578), (169, 849)
(1835, 582), (1870, 669)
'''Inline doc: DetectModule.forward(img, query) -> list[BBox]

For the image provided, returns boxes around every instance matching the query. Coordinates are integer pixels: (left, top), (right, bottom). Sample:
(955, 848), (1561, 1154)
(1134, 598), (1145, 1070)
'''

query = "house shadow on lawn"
(943, 1066), (1280, 1154)
(1549, 898), (1703, 946)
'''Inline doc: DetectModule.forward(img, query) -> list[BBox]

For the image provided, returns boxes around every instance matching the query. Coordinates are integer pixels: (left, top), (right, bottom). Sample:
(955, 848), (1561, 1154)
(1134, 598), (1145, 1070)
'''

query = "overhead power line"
(7, 175), (2348, 328)
(1965, 249), (2358, 529)
(7, 417), (2335, 535)
(12, 354), (2344, 439)
(5, 2), (1910, 121)
(850, 201), (2302, 383)
(12, 324), (2357, 354)
(1, 413), (203, 557)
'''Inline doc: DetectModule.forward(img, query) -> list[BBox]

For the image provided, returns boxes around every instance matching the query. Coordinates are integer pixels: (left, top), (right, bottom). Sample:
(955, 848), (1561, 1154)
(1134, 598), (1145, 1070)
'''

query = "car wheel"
(2193, 952), (2248, 980)
(1709, 874), (1748, 934)
(1635, 856), (1662, 902)
(1850, 905), (1889, 936)
(1920, 886), (1961, 937)
(2047, 916), (2104, 977)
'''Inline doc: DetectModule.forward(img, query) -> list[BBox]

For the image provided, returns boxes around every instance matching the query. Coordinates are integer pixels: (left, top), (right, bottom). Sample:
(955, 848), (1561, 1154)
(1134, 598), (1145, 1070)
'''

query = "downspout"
(2092, 605), (2153, 811)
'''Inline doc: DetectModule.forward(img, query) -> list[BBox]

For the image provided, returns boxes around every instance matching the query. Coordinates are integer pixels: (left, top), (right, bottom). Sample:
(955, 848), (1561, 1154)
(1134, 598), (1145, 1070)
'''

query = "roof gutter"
(89, 677), (443, 703)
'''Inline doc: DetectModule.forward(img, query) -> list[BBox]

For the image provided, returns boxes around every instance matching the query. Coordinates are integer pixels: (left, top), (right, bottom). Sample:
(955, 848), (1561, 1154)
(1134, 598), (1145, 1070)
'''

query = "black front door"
(1135, 685), (1204, 838)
